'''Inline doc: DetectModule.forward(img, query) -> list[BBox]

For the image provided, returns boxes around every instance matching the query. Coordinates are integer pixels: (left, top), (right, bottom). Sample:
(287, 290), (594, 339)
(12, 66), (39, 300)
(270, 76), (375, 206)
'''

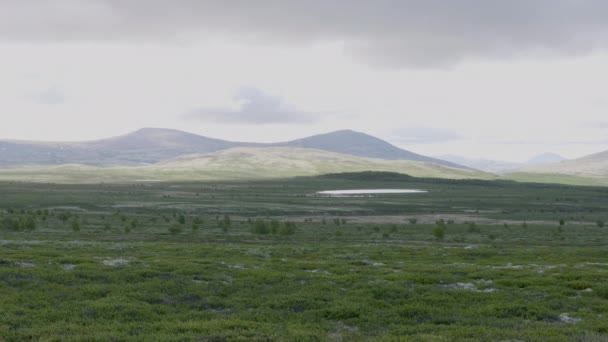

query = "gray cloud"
(389, 126), (462, 144)
(581, 120), (608, 129)
(183, 87), (317, 124)
(2, 1), (608, 68)
(25, 87), (66, 105)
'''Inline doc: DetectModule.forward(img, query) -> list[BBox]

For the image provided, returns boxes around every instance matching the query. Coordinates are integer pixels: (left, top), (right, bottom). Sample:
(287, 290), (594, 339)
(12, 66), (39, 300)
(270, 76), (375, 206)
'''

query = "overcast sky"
(2, 0), (608, 162)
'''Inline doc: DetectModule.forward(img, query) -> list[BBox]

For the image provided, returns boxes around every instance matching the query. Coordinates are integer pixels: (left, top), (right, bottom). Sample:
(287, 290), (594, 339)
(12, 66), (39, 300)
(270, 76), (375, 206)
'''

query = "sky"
(1, 0), (608, 162)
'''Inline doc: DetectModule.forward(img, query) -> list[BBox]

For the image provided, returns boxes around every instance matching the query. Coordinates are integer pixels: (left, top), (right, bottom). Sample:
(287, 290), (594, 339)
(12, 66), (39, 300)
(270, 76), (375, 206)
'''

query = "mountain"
(517, 150), (608, 178)
(0, 128), (244, 167)
(0, 147), (493, 183)
(0, 128), (463, 169)
(504, 149), (608, 186)
(437, 153), (565, 174)
(436, 155), (521, 174)
(525, 153), (565, 165)
(278, 130), (465, 168)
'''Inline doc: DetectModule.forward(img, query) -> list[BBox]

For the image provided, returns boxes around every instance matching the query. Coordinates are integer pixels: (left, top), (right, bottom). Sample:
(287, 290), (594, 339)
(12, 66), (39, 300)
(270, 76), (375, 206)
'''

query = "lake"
(317, 189), (427, 197)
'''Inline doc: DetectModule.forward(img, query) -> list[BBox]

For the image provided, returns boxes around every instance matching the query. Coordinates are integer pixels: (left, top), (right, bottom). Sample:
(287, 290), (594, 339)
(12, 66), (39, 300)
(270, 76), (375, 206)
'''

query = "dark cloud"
(183, 87), (317, 124)
(389, 127), (462, 144)
(2, 1), (608, 68)
(26, 87), (66, 105)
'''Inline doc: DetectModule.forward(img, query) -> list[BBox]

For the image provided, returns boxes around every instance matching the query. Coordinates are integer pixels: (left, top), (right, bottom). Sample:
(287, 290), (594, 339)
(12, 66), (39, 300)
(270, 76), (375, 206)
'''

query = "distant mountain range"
(0, 128), (465, 168)
(516, 150), (608, 179)
(437, 153), (565, 174)
(2, 128), (608, 186)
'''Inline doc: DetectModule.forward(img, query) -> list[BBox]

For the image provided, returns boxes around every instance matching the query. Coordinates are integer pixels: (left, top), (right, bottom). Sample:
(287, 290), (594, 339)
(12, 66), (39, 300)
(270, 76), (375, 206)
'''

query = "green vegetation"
(0, 172), (607, 340)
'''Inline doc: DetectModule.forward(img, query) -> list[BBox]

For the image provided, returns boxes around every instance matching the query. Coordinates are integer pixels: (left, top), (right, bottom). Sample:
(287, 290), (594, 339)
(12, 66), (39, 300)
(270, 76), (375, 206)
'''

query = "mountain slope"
(0, 147), (493, 183)
(0, 128), (465, 169)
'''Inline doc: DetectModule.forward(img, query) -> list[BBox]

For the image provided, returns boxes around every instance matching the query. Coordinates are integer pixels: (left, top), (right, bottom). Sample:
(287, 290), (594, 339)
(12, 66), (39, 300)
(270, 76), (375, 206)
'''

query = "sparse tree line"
(248, 218), (297, 235)
(1, 207), (607, 239)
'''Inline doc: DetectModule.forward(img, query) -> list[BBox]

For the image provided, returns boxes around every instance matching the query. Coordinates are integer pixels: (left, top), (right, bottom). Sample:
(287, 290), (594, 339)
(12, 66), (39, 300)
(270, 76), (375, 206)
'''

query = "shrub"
(432, 225), (446, 240)
(168, 224), (182, 235)
(218, 214), (231, 232)
(279, 221), (296, 235)
(467, 222), (480, 233)
(270, 219), (280, 234)
(252, 219), (269, 234)
(71, 220), (80, 232)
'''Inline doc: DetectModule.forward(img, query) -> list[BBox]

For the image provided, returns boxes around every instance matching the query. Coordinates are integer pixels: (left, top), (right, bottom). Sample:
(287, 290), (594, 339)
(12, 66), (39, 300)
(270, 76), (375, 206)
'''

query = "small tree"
(597, 220), (605, 228)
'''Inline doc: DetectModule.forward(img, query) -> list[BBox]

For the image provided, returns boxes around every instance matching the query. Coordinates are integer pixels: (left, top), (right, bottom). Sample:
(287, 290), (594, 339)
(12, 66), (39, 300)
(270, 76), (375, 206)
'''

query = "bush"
(71, 220), (80, 232)
(270, 219), (280, 234)
(218, 214), (231, 232)
(432, 225), (446, 240)
(597, 220), (605, 228)
(168, 224), (182, 235)
(279, 221), (296, 235)
(252, 219), (269, 234)
(467, 222), (480, 233)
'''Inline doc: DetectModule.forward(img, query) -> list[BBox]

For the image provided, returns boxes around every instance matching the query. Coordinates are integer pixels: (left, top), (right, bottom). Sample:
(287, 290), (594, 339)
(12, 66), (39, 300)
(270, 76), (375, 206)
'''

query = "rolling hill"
(0, 147), (493, 183)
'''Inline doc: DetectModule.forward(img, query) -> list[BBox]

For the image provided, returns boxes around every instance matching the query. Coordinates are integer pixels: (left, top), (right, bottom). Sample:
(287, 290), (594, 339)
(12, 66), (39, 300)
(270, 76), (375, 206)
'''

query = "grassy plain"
(0, 172), (607, 341)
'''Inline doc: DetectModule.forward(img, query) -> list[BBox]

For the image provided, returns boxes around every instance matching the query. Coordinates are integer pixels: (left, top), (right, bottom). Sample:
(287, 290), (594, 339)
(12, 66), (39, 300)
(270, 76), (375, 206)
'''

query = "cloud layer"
(183, 87), (317, 124)
(2, 1), (608, 68)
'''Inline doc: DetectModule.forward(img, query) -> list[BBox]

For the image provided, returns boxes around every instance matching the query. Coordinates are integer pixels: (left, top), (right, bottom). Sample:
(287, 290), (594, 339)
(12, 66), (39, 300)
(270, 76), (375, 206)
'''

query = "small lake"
(317, 189), (427, 197)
